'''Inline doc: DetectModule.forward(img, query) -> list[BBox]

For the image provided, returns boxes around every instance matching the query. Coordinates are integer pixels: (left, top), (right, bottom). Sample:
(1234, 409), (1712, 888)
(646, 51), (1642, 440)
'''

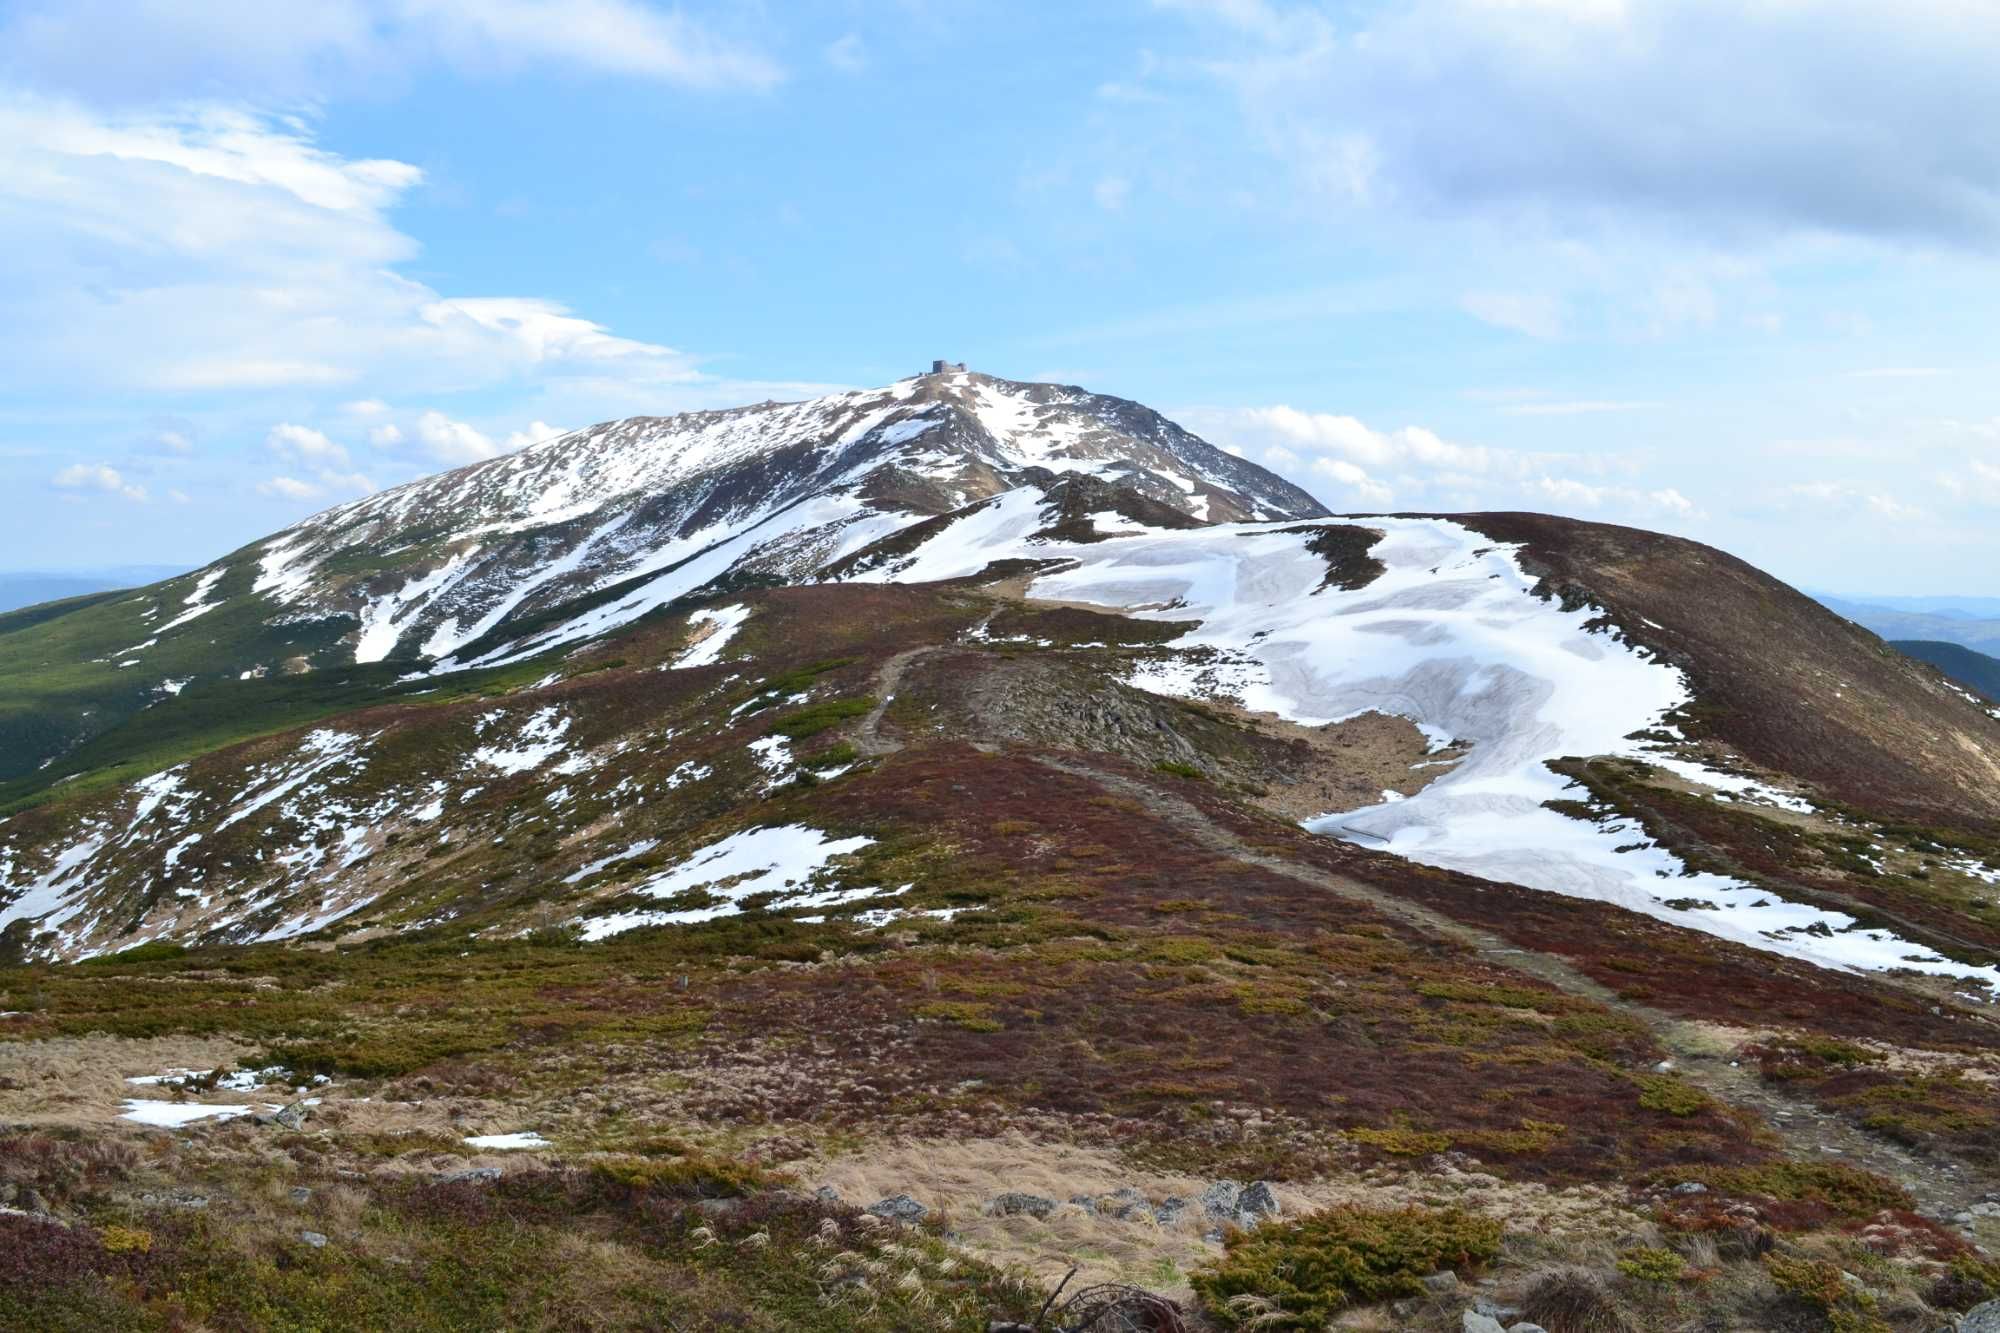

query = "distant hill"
(1895, 638), (2000, 702)
(1816, 594), (2000, 658)
(0, 568), (187, 614)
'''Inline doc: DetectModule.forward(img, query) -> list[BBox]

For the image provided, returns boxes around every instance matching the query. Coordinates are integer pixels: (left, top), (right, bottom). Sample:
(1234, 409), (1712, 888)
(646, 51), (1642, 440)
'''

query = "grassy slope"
(1896, 639), (2000, 703)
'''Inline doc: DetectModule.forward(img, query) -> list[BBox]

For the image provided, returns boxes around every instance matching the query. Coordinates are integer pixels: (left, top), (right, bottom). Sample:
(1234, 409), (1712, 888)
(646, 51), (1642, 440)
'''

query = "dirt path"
(855, 646), (950, 757)
(1030, 753), (1991, 1220)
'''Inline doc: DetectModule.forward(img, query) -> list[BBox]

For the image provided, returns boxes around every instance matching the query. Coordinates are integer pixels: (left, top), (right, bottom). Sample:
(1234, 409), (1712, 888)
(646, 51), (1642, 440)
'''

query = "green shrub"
(1637, 1074), (1714, 1117)
(769, 697), (874, 740)
(1153, 761), (1207, 781)
(1616, 1246), (1687, 1283)
(1191, 1205), (1501, 1328)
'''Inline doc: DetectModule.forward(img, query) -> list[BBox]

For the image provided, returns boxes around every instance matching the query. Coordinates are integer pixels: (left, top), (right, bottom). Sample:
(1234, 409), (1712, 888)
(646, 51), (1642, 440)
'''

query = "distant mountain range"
(1816, 594), (2000, 659)
(0, 568), (188, 614)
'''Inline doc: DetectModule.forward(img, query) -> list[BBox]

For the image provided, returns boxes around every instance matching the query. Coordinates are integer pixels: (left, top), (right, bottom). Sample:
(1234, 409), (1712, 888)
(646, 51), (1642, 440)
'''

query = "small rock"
(1068, 1194), (1097, 1211)
(1963, 1298), (2000, 1333)
(1106, 1186), (1151, 1221)
(1473, 1299), (1520, 1320)
(867, 1193), (927, 1224)
(273, 1102), (311, 1131)
(1956, 1211), (1977, 1224)
(299, 1231), (328, 1249)
(1462, 1313), (1506, 1333)
(814, 1185), (841, 1204)
(436, 1167), (502, 1186)
(985, 1192), (1057, 1220)
(1199, 1180), (1242, 1219)
(1652, 1060), (1674, 1074)
(1153, 1196), (1189, 1225)
(1672, 1181), (1708, 1195)
(1237, 1181), (1280, 1218)
(1420, 1270), (1460, 1296)
(288, 1187), (314, 1205)
(1507, 1325), (1551, 1333)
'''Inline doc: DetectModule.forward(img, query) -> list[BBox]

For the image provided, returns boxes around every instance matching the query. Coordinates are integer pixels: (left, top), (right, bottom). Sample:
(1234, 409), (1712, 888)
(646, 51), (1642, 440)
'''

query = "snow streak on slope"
(855, 505), (2000, 987)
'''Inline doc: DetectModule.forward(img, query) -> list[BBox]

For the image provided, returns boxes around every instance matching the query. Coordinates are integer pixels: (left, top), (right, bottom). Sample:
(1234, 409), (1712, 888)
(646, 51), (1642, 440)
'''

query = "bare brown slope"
(1453, 511), (2000, 832)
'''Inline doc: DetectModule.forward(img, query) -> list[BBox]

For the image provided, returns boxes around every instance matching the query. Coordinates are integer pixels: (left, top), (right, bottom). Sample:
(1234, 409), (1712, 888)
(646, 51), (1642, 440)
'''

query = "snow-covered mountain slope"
(0, 371), (1323, 783)
(6, 494), (1998, 990)
(221, 368), (1319, 672)
(838, 508), (2000, 987)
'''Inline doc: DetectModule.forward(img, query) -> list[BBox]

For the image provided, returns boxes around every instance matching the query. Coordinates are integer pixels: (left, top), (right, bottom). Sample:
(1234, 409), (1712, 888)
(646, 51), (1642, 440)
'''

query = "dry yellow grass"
(807, 1133), (1652, 1302)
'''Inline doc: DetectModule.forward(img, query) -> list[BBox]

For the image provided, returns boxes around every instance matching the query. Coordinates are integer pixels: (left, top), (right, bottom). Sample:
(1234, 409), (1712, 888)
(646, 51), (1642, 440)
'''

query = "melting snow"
(849, 502), (2000, 987)
(576, 824), (878, 941)
(471, 707), (571, 774)
(670, 604), (751, 669)
(156, 568), (226, 633)
(464, 1131), (550, 1150)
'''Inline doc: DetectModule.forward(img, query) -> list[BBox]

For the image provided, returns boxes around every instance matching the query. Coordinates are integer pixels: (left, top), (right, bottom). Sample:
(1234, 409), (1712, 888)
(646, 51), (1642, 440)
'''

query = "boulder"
(288, 1187), (314, 1205)
(1421, 1270), (1460, 1296)
(1507, 1325), (1551, 1333)
(814, 1185), (841, 1204)
(985, 1192), (1057, 1220)
(1237, 1181), (1280, 1219)
(273, 1102), (312, 1131)
(437, 1167), (502, 1186)
(867, 1193), (928, 1224)
(1963, 1299), (2000, 1333)
(1199, 1180), (1243, 1219)
(299, 1230), (328, 1249)
(1462, 1314), (1506, 1333)
(1153, 1195), (1189, 1225)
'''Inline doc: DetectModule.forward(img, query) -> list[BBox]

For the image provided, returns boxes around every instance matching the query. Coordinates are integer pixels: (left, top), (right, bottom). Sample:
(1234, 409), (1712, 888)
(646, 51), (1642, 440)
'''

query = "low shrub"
(1190, 1205), (1501, 1328)
(1615, 1246), (1687, 1283)
(1519, 1266), (1627, 1333)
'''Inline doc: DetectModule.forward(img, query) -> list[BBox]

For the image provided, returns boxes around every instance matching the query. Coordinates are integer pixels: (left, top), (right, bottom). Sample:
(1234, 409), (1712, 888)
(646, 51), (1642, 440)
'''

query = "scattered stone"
(985, 1192), (1057, 1220)
(1963, 1299), (2000, 1333)
(1472, 1299), (1521, 1321)
(436, 1167), (502, 1186)
(1462, 1313), (1506, 1333)
(273, 1102), (311, 1131)
(1106, 1187), (1151, 1221)
(867, 1193), (927, 1224)
(1067, 1194), (1097, 1211)
(1672, 1182), (1709, 1195)
(814, 1185), (841, 1204)
(1652, 1060), (1674, 1074)
(288, 1187), (314, 1205)
(1199, 1180), (1242, 1219)
(1507, 1325), (1551, 1333)
(299, 1231), (328, 1249)
(1237, 1181), (1280, 1218)
(1153, 1196), (1189, 1225)
(1420, 1270), (1460, 1296)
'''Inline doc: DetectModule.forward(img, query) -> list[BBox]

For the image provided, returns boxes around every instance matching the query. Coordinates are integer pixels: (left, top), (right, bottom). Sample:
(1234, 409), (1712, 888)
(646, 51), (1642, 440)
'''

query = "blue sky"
(3, 0), (1998, 594)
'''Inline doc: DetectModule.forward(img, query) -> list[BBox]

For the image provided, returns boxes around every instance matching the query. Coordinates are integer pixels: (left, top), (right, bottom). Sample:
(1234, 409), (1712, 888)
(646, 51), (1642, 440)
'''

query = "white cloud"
(415, 411), (500, 465)
(504, 421), (565, 451)
(1167, 0), (2000, 246)
(52, 462), (147, 501)
(0, 94), (747, 417)
(266, 422), (350, 468)
(1463, 290), (1564, 340)
(824, 33), (866, 74)
(1782, 481), (1925, 523)
(1093, 176), (1132, 212)
(0, 0), (781, 102)
(257, 475), (323, 501)
(1499, 400), (1655, 417)
(369, 423), (405, 447)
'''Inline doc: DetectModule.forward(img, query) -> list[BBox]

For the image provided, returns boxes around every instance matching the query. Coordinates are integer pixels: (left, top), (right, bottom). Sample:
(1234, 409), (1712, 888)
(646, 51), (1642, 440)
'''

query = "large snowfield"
(867, 505), (2000, 989)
